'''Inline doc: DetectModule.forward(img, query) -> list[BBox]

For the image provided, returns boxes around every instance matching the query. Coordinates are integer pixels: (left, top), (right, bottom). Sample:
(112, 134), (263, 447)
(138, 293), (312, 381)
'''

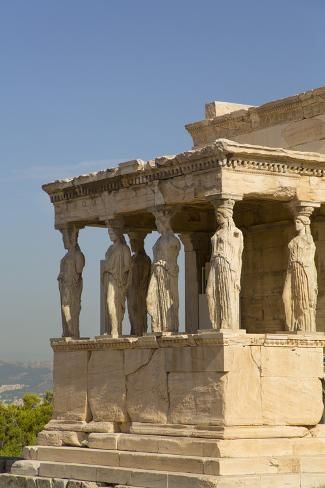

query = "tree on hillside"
(0, 392), (53, 456)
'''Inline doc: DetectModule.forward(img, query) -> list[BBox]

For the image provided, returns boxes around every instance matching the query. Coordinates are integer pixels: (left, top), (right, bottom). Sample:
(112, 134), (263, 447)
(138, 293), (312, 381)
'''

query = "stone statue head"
(107, 217), (126, 244)
(128, 232), (146, 254)
(62, 226), (78, 251)
(216, 207), (234, 229)
(156, 215), (170, 234)
(108, 227), (120, 243)
(295, 215), (311, 235)
(153, 206), (175, 234)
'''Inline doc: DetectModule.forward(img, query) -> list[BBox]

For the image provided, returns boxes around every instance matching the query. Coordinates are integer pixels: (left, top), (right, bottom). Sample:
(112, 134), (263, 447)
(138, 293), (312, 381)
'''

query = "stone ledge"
(50, 332), (325, 352)
(3, 466), (325, 488)
(186, 86), (325, 145)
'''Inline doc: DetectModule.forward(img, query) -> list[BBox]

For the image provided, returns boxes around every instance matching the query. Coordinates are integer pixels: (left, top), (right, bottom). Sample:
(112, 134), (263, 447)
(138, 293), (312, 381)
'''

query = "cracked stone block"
(126, 349), (168, 423)
(61, 431), (87, 447)
(25, 448), (38, 461)
(53, 351), (89, 421)
(124, 349), (154, 376)
(37, 431), (62, 447)
(88, 350), (127, 422)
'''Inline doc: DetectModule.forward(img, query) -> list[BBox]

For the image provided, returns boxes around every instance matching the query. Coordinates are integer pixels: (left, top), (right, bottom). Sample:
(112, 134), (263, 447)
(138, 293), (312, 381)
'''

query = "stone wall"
(0, 476), (109, 487)
(186, 86), (325, 151)
(49, 336), (324, 430)
(240, 218), (325, 334)
(241, 222), (292, 333)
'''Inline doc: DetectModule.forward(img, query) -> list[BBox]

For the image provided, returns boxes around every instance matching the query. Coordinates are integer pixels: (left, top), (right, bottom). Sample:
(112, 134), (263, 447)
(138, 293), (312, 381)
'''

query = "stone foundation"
(50, 332), (324, 428)
(2, 332), (325, 487)
(0, 477), (111, 487)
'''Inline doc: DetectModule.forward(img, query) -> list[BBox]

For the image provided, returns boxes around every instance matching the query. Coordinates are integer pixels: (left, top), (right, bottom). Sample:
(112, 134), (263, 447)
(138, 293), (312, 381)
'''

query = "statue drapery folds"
(147, 207), (181, 333)
(283, 206), (318, 333)
(58, 225), (85, 339)
(102, 219), (131, 338)
(127, 231), (151, 336)
(206, 197), (243, 330)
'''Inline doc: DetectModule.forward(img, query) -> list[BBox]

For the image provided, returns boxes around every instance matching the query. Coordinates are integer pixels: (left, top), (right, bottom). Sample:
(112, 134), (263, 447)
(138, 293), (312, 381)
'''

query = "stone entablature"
(186, 86), (325, 149)
(43, 139), (325, 228)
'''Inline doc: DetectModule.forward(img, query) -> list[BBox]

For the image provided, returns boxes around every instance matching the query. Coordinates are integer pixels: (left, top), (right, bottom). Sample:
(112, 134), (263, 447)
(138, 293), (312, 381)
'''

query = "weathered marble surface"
(58, 226), (85, 339)
(186, 86), (325, 153)
(9, 329), (325, 487)
(127, 232), (151, 336)
(102, 220), (131, 338)
(206, 197), (243, 330)
(50, 335), (324, 428)
(283, 205), (318, 332)
(147, 207), (181, 333)
(5, 424), (325, 488)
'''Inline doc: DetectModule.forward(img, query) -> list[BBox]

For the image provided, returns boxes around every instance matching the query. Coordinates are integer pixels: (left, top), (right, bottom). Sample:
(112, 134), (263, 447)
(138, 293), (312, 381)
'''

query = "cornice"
(42, 139), (325, 205)
(50, 332), (325, 352)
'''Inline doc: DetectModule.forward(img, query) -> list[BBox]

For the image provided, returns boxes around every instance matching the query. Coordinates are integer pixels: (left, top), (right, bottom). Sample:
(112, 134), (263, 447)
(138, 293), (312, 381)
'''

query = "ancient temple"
(3, 86), (325, 488)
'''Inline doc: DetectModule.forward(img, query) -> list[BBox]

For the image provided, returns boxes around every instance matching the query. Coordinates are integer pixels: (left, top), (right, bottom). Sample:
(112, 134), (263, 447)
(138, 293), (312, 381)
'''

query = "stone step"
(0, 473), (143, 488)
(87, 433), (325, 458)
(32, 433), (325, 458)
(9, 461), (303, 488)
(23, 446), (306, 476)
(40, 433), (325, 458)
(87, 432), (220, 457)
(25, 446), (213, 475)
(126, 423), (310, 439)
(8, 462), (325, 488)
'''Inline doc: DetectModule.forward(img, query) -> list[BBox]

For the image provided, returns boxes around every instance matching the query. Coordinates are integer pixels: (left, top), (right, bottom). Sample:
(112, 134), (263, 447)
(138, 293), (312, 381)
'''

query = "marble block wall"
(241, 223), (292, 333)
(51, 338), (324, 429)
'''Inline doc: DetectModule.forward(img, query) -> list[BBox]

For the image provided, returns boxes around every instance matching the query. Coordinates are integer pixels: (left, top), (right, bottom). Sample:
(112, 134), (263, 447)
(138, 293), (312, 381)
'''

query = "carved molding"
(50, 333), (325, 352)
(186, 86), (325, 142)
(43, 139), (325, 206)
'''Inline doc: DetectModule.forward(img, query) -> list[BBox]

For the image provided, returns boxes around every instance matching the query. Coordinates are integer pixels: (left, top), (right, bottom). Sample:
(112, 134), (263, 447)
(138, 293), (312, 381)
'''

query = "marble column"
(57, 224), (85, 339)
(180, 232), (211, 333)
(283, 201), (320, 333)
(206, 193), (244, 330)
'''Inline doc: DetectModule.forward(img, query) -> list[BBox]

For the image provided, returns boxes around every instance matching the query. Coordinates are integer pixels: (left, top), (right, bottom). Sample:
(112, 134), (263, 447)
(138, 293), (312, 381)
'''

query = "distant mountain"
(0, 360), (52, 403)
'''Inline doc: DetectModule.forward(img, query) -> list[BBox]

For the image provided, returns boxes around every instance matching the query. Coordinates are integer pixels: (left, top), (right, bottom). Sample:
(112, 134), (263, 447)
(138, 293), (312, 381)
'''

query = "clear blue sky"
(0, 0), (324, 361)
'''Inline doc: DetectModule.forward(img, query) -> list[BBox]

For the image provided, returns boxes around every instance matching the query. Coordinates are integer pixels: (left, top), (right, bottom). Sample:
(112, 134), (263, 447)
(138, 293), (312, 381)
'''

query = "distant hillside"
(0, 360), (52, 403)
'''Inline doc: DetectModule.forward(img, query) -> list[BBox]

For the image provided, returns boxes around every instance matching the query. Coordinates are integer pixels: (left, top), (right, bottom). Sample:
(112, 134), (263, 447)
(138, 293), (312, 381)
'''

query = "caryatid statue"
(283, 204), (319, 333)
(206, 197), (244, 330)
(58, 225), (85, 339)
(127, 231), (151, 336)
(102, 218), (131, 338)
(147, 207), (181, 333)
